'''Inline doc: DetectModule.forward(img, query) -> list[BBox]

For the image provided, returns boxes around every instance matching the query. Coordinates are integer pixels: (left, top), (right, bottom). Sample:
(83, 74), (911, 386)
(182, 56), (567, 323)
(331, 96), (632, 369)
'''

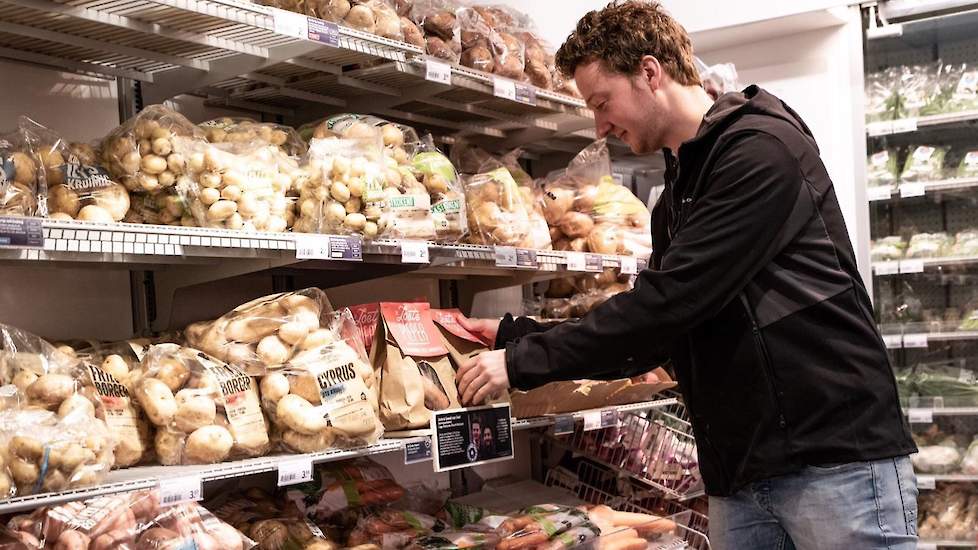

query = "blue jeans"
(710, 456), (918, 550)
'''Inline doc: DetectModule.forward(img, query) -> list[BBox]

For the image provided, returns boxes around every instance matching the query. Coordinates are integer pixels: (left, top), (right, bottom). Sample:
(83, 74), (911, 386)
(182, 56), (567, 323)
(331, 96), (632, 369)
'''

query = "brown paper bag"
(431, 308), (510, 406)
(372, 302), (460, 430)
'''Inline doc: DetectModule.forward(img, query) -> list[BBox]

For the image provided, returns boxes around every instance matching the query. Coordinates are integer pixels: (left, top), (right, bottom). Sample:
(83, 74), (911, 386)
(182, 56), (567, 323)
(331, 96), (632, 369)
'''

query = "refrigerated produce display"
(867, 3), (978, 547)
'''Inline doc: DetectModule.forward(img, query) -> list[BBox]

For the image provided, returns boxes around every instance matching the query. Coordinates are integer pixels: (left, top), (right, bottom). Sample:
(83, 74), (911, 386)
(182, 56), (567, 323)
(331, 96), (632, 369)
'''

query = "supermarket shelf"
(0, 398), (677, 514)
(0, 0), (593, 152)
(904, 404), (978, 416)
(918, 474), (978, 482)
(878, 325), (978, 348)
(866, 110), (978, 137)
(868, 178), (978, 201)
(513, 397), (680, 430)
(918, 541), (976, 548)
(872, 255), (978, 275)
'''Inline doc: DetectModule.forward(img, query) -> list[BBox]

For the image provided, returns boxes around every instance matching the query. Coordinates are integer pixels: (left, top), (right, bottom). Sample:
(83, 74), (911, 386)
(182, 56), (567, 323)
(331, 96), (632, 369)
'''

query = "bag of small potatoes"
(463, 161), (533, 247)
(211, 487), (341, 550)
(0, 406), (115, 500)
(200, 117), (307, 157)
(0, 123), (43, 217)
(18, 116), (130, 223)
(259, 308), (382, 452)
(174, 138), (299, 232)
(371, 302), (460, 431)
(409, 136), (467, 243)
(133, 343), (271, 465)
(540, 139), (651, 258)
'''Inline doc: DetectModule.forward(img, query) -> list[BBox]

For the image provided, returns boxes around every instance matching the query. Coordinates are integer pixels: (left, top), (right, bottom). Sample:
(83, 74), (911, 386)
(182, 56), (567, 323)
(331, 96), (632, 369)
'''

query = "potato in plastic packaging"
(0, 324), (94, 417)
(185, 288), (335, 374)
(260, 308), (382, 451)
(175, 138), (298, 232)
(134, 344), (270, 465)
(355, 0), (403, 41)
(541, 139), (651, 258)
(408, 136), (467, 243)
(0, 124), (42, 218)
(413, 0), (460, 63)
(212, 492), (339, 550)
(462, 163), (531, 247)
(200, 117), (307, 157)
(0, 407), (115, 500)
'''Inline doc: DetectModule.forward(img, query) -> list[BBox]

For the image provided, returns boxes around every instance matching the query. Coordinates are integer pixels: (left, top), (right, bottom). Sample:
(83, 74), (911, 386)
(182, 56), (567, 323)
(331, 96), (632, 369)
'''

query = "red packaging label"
(380, 302), (447, 357)
(431, 309), (484, 344)
(349, 303), (380, 355)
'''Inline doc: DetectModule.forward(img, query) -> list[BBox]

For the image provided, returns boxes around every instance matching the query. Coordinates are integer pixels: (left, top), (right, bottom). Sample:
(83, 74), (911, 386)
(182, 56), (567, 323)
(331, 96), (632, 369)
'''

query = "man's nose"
(595, 116), (612, 139)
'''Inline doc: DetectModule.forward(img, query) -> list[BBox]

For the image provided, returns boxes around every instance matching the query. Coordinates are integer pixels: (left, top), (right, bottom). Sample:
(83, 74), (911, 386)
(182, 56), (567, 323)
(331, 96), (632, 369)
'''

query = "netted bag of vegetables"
(134, 343), (271, 465)
(540, 139), (651, 258)
(0, 124), (42, 217)
(175, 138), (298, 232)
(259, 308), (381, 453)
(18, 117), (130, 223)
(184, 288), (334, 375)
(0, 407), (115, 500)
(200, 117), (308, 157)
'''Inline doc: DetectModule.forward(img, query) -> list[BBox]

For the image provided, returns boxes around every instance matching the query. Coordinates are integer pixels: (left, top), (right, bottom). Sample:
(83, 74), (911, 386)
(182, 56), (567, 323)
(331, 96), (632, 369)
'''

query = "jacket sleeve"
(505, 131), (816, 390)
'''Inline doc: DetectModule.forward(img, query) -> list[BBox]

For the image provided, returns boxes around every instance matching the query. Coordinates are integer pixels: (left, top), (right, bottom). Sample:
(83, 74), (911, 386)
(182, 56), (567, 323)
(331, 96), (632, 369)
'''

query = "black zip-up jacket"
(496, 85), (917, 496)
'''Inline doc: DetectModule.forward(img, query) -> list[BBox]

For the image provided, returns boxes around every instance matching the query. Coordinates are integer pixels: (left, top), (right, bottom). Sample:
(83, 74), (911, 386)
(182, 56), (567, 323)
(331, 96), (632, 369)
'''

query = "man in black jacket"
(455, 2), (918, 549)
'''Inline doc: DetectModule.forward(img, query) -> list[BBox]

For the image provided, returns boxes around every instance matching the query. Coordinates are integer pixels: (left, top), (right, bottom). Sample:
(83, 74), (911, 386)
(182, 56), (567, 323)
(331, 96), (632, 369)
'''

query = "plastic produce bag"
(541, 140), (652, 257)
(866, 150), (900, 188)
(413, 0), (461, 63)
(902, 145), (947, 182)
(299, 114), (418, 160)
(463, 164), (531, 246)
(0, 407), (115, 500)
(0, 125), (42, 217)
(133, 344), (271, 465)
(870, 236), (905, 261)
(175, 139), (297, 232)
(259, 308), (382, 452)
(906, 232), (951, 258)
(484, 6), (525, 81)
(346, 508), (438, 545)
(200, 117), (307, 156)
(955, 150), (978, 179)
(409, 136), (467, 243)
(16, 488), (255, 550)
(950, 64), (978, 112)
(913, 445), (962, 474)
(518, 30), (556, 90)
(456, 6), (495, 73)
(184, 288), (334, 374)
(284, 457), (406, 521)
(212, 488), (341, 549)
(293, 135), (387, 238)
(952, 229), (978, 257)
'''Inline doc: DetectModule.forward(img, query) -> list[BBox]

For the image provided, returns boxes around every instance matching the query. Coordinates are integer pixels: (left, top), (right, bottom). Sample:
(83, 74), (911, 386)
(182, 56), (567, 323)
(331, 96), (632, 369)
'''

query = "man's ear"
(639, 55), (662, 91)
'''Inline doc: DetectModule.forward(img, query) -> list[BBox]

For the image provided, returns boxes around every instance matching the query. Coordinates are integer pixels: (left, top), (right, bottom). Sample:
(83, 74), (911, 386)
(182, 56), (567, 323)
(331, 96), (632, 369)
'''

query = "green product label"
(388, 195), (416, 209)
(431, 199), (461, 214)
(412, 152), (457, 183)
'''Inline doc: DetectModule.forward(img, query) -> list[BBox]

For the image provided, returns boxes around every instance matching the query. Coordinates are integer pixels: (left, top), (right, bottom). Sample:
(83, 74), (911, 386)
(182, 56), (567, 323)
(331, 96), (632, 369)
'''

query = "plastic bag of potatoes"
(0, 324), (91, 418)
(122, 187), (188, 226)
(409, 136), (466, 243)
(518, 30), (556, 90)
(462, 163), (532, 247)
(174, 138), (298, 232)
(133, 343), (271, 465)
(9, 488), (255, 550)
(456, 6), (495, 73)
(260, 308), (382, 452)
(212, 488), (341, 550)
(184, 288), (334, 375)
(0, 124), (42, 217)
(293, 135), (389, 238)
(200, 117), (308, 157)
(99, 104), (205, 196)
(412, 0), (461, 63)
(540, 139), (652, 258)
(495, 149), (551, 250)
(0, 407), (115, 500)
(18, 117), (130, 223)
(299, 113), (417, 165)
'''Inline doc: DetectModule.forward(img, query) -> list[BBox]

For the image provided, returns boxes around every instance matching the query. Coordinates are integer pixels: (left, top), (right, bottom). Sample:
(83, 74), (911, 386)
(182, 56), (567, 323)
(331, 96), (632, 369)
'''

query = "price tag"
(882, 334), (903, 349)
(294, 233), (330, 259)
(899, 182), (926, 198)
(959, 369), (976, 385)
(566, 252), (586, 272)
(600, 410), (618, 428)
(903, 333), (928, 348)
(400, 240), (430, 264)
(277, 457), (313, 486)
(0, 217), (43, 248)
(425, 58), (452, 85)
(514, 83), (537, 106)
(516, 248), (538, 269)
(307, 17), (339, 46)
(494, 245), (518, 267)
(867, 185), (893, 201)
(619, 256), (638, 275)
(900, 260), (925, 274)
(917, 543), (937, 550)
(404, 437), (433, 464)
(553, 415), (575, 436)
(891, 118), (918, 133)
(159, 475), (203, 507)
(584, 253), (603, 272)
(908, 408), (933, 424)
(328, 235), (363, 261)
(866, 121), (892, 136)
(583, 411), (602, 431)
(874, 261), (900, 275)
(493, 78), (517, 101)
(917, 476), (935, 490)
(272, 8), (308, 39)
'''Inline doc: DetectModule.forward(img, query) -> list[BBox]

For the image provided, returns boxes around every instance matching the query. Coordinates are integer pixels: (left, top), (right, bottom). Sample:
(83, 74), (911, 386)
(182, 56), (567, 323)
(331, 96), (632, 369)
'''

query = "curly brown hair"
(555, 1), (701, 87)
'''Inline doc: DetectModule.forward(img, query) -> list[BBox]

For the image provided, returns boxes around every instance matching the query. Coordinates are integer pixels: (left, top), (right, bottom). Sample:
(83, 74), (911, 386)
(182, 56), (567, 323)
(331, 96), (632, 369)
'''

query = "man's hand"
(457, 349), (510, 406)
(457, 316), (500, 346)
